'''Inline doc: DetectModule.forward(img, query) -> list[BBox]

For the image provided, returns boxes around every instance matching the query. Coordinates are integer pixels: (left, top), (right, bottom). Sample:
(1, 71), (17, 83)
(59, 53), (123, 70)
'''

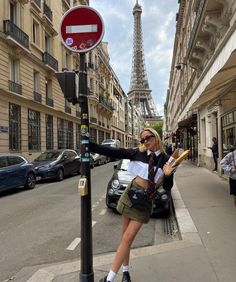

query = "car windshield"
(35, 151), (61, 161)
(119, 159), (130, 171)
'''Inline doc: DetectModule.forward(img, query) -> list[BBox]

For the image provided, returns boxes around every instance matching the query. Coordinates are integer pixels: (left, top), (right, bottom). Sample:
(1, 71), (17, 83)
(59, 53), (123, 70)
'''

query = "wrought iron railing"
(3, 20), (29, 49)
(34, 91), (42, 103)
(9, 80), (22, 95)
(42, 51), (58, 71)
(46, 96), (54, 107)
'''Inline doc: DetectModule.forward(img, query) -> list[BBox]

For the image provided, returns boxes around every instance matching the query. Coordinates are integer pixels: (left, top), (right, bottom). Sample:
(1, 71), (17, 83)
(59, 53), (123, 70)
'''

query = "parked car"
(0, 155), (36, 192)
(101, 139), (121, 161)
(32, 149), (80, 181)
(91, 153), (108, 166)
(106, 159), (172, 217)
(101, 139), (120, 148)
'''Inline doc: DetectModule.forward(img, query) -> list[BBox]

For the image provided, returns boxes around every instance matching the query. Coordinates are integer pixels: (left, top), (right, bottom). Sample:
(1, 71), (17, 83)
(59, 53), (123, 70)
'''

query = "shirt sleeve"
(89, 142), (137, 160)
(220, 153), (235, 173)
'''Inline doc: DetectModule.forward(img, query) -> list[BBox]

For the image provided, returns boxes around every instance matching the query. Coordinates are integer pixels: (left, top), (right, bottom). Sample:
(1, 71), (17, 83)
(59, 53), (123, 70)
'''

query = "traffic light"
(56, 70), (79, 104)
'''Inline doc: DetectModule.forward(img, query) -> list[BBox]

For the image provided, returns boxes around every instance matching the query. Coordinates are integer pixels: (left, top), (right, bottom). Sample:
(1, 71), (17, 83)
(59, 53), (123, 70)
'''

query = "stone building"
(0, 0), (129, 160)
(165, 0), (236, 173)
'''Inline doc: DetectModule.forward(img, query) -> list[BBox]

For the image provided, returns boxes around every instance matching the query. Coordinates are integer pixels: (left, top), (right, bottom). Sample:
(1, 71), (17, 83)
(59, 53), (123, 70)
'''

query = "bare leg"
(111, 217), (143, 273)
(121, 216), (131, 267)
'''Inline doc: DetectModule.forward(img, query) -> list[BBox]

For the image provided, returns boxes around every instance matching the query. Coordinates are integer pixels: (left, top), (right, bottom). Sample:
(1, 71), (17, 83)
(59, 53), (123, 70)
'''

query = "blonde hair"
(139, 128), (165, 153)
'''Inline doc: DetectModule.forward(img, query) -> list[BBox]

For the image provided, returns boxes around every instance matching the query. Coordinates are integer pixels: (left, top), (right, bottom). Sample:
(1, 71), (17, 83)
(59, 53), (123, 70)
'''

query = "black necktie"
(147, 153), (156, 197)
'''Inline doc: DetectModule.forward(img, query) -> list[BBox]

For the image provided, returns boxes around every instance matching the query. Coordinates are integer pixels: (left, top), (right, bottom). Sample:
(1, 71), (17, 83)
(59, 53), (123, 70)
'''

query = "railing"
(34, 91), (42, 103)
(90, 117), (97, 124)
(3, 20), (29, 49)
(187, 0), (206, 54)
(65, 105), (71, 114)
(43, 2), (53, 21)
(46, 96), (54, 107)
(9, 80), (22, 95)
(42, 51), (58, 71)
(99, 96), (113, 111)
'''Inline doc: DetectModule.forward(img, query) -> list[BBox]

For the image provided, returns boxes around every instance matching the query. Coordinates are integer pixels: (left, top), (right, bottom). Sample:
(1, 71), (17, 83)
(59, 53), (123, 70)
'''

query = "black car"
(106, 159), (172, 217)
(32, 149), (80, 181)
(0, 155), (36, 192)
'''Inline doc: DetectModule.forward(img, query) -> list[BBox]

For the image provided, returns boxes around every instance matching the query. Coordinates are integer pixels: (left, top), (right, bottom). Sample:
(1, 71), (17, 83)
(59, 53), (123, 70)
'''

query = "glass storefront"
(221, 108), (236, 157)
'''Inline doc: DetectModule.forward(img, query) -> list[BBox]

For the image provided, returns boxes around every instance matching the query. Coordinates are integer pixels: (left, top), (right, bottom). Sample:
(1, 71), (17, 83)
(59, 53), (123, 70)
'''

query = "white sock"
(107, 270), (116, 282)
(122, 265), (129, 272)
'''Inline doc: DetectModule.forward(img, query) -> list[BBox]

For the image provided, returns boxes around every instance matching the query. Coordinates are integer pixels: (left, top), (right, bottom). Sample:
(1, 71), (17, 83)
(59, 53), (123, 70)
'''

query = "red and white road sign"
(60, 6), (104, 53)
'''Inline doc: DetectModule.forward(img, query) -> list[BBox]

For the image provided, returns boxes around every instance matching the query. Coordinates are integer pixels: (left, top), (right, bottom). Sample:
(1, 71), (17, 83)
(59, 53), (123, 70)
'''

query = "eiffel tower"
(128, 0), (159, 122)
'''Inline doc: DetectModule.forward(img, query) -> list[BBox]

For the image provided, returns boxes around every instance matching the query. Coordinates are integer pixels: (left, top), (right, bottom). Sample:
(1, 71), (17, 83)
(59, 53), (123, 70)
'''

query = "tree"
(151, 122), (163, 139)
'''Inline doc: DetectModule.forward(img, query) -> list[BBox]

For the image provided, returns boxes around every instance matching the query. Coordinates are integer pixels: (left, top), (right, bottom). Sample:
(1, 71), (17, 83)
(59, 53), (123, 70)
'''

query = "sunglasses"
(140, 135), (155, 144)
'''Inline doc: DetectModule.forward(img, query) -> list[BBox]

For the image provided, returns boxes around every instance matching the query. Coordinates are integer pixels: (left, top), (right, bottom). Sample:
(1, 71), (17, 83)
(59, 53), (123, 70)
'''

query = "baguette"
(171, 149), (190, 167)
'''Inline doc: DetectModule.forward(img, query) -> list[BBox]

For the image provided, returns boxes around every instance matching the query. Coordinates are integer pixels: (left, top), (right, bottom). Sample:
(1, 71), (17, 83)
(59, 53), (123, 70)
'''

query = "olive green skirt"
(116, 180), (153, 224)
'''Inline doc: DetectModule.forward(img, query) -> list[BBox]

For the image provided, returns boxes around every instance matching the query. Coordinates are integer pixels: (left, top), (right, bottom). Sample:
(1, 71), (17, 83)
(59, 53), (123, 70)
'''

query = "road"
(0, 162), (178, 281)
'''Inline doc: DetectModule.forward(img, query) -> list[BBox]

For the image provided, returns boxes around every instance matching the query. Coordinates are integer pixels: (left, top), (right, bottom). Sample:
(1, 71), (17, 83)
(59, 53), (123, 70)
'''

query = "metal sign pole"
(79, 53), (94, 282)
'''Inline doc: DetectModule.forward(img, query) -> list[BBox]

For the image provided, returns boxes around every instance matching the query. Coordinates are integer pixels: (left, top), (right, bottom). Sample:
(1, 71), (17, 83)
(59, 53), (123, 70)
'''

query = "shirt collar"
(147, 150), (161, 157)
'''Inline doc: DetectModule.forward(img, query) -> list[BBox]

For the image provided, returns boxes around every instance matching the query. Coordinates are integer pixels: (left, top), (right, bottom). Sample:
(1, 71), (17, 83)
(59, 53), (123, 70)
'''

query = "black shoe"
(99, 276), (111, 282)
(121, 271), (131, 282)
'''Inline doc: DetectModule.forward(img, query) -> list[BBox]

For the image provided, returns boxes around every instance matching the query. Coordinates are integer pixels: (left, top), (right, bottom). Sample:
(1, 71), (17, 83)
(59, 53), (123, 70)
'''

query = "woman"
(90, 128), (175, 282)
(220, 148), (236, 206)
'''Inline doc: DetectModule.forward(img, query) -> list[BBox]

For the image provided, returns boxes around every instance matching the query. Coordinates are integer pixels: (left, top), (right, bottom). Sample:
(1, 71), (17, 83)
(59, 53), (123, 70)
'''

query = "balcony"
(43, 2), (53, 21)
(34, 91), (42, 103)
(46, 96), (54, 107)
(65, 105), (71, 114)
(3, 20), (29, 49)
(42, 52), (58, 71)
(99, 96), (113, 112)
(9, 80), (22, 95)
(90, 117), (97, 124)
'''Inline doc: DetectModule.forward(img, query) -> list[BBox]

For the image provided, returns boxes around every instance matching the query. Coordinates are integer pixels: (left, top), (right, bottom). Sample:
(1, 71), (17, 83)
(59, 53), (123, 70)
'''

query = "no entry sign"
(60, 6), (104, 53)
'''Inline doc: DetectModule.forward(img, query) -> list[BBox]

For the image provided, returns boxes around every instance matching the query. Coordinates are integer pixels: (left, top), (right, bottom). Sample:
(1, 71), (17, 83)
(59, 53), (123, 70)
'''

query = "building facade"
(0, 0), (132, 161)
(165, 0), (236, 173)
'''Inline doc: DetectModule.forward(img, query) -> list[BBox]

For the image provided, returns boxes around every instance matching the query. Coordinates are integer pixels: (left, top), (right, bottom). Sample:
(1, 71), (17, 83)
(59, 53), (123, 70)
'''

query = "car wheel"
(24, 172), (36, 189)
(56, 168), (64, 181)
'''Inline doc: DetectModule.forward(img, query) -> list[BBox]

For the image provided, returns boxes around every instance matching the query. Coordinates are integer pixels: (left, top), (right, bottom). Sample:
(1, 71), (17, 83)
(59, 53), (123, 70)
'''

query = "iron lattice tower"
(128, 0), (158, 118)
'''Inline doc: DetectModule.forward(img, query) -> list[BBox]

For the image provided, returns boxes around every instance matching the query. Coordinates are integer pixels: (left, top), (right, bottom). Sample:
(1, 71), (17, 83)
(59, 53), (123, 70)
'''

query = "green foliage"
(150, 122), (163, 139)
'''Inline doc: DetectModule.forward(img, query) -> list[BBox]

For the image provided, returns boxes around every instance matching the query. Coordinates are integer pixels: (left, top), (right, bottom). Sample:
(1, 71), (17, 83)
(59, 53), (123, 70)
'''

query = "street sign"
(60, 6), (104, 53)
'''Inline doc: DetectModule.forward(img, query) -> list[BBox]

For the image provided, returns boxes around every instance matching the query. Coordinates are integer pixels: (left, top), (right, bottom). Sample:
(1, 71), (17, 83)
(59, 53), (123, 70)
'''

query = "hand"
(163, 163), (176, 176)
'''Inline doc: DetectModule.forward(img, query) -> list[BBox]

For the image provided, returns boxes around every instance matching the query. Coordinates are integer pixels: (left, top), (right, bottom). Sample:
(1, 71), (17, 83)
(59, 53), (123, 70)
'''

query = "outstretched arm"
(89, 142), (137, 160)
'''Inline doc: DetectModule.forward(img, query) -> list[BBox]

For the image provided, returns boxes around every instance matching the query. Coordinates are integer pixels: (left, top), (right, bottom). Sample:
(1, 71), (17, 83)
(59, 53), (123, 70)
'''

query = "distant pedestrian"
(220, 148), (236, 206)
(208, 137), (218, 171)
(90, 128), (175, 282)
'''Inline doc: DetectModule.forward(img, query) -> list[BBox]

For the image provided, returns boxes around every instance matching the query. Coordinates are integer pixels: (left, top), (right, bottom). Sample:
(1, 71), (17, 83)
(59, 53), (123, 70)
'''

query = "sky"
(89, 0), (179, 116)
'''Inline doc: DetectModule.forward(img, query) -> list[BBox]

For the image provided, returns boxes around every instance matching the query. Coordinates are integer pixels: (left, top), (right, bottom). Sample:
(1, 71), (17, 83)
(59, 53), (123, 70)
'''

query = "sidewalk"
(14, 162), (236, 282)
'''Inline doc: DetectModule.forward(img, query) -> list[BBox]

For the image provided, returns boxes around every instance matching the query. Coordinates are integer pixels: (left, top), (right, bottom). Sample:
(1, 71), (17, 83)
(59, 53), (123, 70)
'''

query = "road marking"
(66, 238), (81, 251)
(99, 209), (106, 215)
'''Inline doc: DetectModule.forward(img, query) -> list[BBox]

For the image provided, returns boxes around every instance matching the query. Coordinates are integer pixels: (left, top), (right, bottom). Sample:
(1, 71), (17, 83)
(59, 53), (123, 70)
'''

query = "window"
(34, 71), (40, 92)
(32, 19), (40, 45)
(45, 78), (52, 98)
(9, 103), (21, 151)
(10, 1), (17, 24)
(9, 57), (19, 83)
(8, 156), (24, 166)
(46, 114), (53, 150)
(57, 119), (73, 149)
(45, 32), (51, 53)
(28, 109), (40, 150)
(76, 124), (80, 150)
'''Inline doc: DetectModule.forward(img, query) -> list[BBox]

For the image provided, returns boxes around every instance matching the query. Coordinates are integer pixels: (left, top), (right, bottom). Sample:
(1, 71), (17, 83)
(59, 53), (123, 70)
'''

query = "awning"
(178, 115), (197, 128)
(192, 50), (236, 108)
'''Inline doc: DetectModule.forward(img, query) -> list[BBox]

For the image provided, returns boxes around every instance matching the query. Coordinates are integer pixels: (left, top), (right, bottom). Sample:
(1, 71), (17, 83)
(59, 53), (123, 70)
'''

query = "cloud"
(90, 0), (179, 116)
